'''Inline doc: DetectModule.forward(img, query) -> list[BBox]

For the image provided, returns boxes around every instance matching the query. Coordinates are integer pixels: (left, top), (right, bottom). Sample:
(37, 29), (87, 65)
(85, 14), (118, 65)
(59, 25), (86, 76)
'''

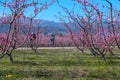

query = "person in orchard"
(29, 32), (36, 46)
(50, 33), (55, 46)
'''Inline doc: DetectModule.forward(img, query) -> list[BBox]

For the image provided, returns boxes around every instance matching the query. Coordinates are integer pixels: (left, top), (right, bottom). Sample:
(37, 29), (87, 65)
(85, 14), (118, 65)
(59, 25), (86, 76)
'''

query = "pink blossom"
(2, 19), (8, 24)
(17, 0), (20, 3)
(97, 14), (102, 21)
(34, 9), (38, 13)
(83, 0), (87, 6)
(77, 0), (81, 2)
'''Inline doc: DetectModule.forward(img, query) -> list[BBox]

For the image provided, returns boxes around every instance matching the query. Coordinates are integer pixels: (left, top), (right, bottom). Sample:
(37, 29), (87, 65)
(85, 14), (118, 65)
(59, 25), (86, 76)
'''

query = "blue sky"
(0, 0), (120, 22)
(28, 0), (120, 22)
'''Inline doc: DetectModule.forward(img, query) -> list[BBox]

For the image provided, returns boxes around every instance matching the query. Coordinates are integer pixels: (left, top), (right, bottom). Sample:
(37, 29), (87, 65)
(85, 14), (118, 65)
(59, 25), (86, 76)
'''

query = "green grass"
(0, 49), (120, 80)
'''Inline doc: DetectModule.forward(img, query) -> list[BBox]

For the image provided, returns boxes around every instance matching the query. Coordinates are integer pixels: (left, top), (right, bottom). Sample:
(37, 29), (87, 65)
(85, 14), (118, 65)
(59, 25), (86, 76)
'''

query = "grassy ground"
(0, 49), (120, 80)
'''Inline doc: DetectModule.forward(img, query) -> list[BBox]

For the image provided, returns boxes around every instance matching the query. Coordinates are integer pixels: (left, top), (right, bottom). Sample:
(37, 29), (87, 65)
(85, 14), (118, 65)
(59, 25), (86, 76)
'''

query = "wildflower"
(6, 74), (13, 78)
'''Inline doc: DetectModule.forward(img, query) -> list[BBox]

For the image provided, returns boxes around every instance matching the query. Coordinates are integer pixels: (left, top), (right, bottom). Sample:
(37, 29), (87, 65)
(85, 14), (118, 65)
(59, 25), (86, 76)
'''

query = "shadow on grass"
(0, 69), (53, 79)
(14, 61), (39, 66)
(12, 55), (120, 67)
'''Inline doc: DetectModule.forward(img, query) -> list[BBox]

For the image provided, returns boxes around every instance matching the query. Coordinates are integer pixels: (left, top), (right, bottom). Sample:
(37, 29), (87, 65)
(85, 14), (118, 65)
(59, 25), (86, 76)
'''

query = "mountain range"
(0, 16), (120, 35)
(0, 17), (68, 34)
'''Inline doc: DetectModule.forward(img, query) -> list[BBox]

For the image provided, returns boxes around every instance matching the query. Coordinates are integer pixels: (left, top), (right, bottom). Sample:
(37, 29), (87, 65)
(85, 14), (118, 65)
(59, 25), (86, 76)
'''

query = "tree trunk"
(101, 54), (106, 62)
(81, 49), (85, 54)
(8, 54), (14, 62)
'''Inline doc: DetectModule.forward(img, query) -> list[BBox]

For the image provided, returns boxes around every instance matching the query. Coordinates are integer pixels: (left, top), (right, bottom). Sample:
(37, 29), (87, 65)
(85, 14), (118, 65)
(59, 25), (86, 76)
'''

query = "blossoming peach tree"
(58, 0), (120, 61)
(0, 0), (56, 62)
